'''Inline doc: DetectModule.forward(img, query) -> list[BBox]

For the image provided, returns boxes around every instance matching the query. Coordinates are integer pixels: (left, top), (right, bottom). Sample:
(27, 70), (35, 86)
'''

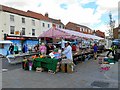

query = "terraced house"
(0, 5), (64, 50)
(65, 22), (93, 35)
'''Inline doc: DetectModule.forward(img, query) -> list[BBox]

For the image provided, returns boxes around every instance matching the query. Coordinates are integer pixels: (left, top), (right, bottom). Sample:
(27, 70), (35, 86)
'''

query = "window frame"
(22, 18), (25, 23)
(32, 19), (35, 26)
(32, 29), (35, 36)
(43, 23), (45, 27)
(21, 28), (25, 35)
(10, 26), (15, 34)
(48, 24), (50, 28)
(10, 15), (14, 22)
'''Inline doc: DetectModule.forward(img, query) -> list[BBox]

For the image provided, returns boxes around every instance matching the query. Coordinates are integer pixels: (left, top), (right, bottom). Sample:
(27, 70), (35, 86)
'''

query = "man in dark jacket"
(107, 45), (117, 57)
(9, 44), (14, 54)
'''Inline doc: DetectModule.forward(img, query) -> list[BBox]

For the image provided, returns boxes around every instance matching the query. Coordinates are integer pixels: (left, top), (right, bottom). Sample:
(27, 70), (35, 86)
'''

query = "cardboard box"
(60, 59), (74, 73)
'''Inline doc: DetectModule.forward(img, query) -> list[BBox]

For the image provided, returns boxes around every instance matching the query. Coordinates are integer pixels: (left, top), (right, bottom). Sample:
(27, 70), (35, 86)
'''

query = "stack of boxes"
(60, 59), (74, 73)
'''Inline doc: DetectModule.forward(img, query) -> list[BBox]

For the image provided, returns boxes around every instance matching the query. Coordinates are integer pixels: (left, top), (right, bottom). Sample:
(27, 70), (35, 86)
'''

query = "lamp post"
(20, 30), (23, 52)
(109, 12), (115, 39)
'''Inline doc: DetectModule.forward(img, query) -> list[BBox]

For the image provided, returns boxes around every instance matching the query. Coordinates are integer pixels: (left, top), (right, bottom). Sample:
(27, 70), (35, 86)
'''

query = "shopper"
(22, 45), (26, 53)
(62, 42), (73, 60)
(72, 43), (77, 52)
(9, 44), (14, 54)
(22, 44), (28, 53)
(39, 43), (47, 55)
(34, 44), (39, 52)
(25, 44), (28, 53)
(93, 43), (98, 60)
(14, 43), (19, 54)
(46, 43), (54, 55)
(78, 42), (82, 50)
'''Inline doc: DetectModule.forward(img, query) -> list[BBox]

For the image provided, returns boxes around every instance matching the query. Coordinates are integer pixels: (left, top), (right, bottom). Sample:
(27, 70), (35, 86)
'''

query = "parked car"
(112, 39), (120, 49)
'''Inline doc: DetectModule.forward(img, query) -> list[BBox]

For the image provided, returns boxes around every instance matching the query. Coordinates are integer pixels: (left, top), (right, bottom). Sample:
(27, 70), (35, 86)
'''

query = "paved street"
(0, 0), (119, 89)
(2, 57), (21, 71)
(1, 56), (119, 88)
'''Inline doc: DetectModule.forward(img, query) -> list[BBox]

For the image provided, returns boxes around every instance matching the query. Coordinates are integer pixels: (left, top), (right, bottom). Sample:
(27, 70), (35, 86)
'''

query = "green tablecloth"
(33, 58), (59, 72)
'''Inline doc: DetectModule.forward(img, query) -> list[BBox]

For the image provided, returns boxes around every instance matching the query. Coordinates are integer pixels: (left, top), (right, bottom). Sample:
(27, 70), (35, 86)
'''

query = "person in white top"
(62, 42), (73, 60)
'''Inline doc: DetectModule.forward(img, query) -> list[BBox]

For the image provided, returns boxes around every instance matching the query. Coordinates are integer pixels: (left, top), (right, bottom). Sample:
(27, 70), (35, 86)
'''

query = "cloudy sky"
(0, 0), (119, 35)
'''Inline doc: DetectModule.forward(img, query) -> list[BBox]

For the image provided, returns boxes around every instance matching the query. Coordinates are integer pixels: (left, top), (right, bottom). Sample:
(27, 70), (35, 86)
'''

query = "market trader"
(62, 42), (73, 60)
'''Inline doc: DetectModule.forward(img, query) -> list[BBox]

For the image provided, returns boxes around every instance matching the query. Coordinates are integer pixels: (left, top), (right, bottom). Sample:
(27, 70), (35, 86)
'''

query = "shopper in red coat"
(72, 44), (76, 52)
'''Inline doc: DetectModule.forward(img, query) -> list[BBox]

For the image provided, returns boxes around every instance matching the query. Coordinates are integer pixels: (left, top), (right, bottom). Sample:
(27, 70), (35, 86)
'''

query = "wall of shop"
(23, 40), (39, 50)
(10, 40), (21, 51)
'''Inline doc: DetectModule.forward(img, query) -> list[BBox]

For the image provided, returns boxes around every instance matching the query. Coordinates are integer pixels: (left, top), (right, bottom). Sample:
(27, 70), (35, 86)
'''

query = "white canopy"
(39, 27), (104, 40)
(0, 40), (13, 44)
(58, 28), (104, 40)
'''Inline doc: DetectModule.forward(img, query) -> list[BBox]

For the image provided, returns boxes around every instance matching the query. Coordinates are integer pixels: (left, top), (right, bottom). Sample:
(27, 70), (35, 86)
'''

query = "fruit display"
(32, 55), (39, 59)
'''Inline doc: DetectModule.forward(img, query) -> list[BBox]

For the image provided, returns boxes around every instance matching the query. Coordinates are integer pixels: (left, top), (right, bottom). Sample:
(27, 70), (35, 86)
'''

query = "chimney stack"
(58, 19), (61, 22)
(45, 12), (48, 17)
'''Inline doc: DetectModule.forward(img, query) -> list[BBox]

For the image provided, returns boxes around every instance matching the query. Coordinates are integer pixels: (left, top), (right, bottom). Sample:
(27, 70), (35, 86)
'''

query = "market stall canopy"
(59, 28), (87, 38)
(0, 40), (13, 44)
(39, 28), (78, 39)
(85, 34), (104, 40)
(39, 27), (104, 40)
(59, 28), (104, 40)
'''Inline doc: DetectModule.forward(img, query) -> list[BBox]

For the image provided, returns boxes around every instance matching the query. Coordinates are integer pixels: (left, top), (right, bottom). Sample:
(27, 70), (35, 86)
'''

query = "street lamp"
(20, 30), (23, 52)
(109, 12), (115, 39)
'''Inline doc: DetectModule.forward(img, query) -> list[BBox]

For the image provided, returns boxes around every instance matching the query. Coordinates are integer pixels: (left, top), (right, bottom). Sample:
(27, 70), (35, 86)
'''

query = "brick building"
(95, 30), (105, 38)
(113, 25), (120, 39)
(65, 22), (93, 34)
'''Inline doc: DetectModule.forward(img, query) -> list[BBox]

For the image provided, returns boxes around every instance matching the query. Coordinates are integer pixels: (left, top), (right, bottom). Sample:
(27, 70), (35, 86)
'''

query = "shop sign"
(6, 36), (25, 40)
(15, 31), (20, 35)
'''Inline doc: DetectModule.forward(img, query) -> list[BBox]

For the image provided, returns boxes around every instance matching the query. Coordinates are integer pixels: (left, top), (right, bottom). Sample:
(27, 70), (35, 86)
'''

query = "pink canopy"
(39, 27), (104, 40)
(39, 28), (78, 39)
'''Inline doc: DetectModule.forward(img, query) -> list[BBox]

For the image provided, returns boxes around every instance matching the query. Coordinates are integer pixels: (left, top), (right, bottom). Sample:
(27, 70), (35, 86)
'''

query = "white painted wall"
(0, 11), (53, 38)
(0, 11), (6, 40)
(0, 10), (2, 40)
(0, 11), (64, 40)
(40, 20), (52, 35)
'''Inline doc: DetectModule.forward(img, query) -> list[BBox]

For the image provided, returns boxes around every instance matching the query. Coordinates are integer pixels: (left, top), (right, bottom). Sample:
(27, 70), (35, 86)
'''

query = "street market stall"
(6, 52), (40, 64)
(39, 27), (78, 39)
(21, 27), (105, 74)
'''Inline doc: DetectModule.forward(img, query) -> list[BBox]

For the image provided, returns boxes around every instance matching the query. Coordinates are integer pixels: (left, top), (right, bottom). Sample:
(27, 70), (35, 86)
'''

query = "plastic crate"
(107, 58), (115, 63)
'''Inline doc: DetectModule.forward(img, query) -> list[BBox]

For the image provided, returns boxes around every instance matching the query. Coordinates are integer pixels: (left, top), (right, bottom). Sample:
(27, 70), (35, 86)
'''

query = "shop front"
(23, 37), (39, 51)
(4, 34), (39, 52)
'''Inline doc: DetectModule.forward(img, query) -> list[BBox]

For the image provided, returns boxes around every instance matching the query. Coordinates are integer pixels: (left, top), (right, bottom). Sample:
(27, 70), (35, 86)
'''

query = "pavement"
(1, 55), (119, 88)
(104, 62), (118, 81)
(2, 57), (21, 71)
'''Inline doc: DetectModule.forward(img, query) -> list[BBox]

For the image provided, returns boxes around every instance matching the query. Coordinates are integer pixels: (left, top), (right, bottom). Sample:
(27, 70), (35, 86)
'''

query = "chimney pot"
(45, 12), (48, 17)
